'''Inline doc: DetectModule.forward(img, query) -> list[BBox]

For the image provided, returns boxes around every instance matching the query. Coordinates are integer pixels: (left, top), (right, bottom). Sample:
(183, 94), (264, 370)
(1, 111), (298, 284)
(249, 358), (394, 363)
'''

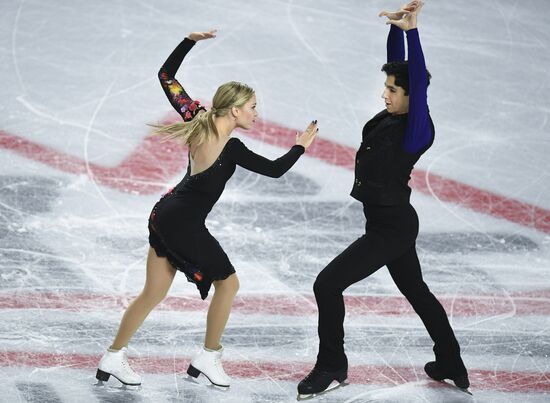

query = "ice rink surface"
(1, 0), (549, 402)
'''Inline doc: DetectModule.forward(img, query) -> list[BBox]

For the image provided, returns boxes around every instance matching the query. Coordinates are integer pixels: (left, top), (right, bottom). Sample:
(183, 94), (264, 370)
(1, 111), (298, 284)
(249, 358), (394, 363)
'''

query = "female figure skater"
(96, 30), (318, 388)
(297, 2), (469, 399)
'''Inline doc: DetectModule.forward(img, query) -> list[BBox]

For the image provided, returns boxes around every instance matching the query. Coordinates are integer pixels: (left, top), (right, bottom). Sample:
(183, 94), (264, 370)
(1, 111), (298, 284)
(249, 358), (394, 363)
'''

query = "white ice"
(1, 0), (549, 402)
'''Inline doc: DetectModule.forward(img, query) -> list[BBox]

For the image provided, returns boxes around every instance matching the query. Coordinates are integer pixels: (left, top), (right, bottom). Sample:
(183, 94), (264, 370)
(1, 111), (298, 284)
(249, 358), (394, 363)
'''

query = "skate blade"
(459, 387), (473, 396)
(94, 380), (142, 391)
(184, 374), (230, 391)
(296, 380), (349, 401)
(437, 380), (473, 396)
(94, 375), (141, 389)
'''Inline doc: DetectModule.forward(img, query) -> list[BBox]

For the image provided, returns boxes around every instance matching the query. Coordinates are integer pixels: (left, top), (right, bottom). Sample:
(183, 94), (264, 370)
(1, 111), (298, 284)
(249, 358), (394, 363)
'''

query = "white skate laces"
(187, 345), (231, 387)
(96, 347), (142, 386)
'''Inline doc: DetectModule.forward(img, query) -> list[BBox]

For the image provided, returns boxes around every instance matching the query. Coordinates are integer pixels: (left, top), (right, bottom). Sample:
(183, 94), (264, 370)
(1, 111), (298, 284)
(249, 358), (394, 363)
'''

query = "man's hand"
(379, 1), (418, 21)
(379, 1), (423, 31)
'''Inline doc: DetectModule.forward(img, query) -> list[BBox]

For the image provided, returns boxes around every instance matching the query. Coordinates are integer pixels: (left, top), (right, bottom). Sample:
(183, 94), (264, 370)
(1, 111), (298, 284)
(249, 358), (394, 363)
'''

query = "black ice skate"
(424, 361), (472, 395)
(297, 366), (348, 400)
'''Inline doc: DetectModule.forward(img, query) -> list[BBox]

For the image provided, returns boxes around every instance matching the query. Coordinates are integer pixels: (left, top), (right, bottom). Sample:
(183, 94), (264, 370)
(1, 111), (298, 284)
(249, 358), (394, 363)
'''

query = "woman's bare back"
(189, 137), (231, 176)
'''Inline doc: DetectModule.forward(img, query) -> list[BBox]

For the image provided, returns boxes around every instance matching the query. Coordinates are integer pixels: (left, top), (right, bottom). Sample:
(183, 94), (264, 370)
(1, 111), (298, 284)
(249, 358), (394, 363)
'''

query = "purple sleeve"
(158, 38), (197, 120)
(403, 28), (432, 154)
(387, 25), (405, 62)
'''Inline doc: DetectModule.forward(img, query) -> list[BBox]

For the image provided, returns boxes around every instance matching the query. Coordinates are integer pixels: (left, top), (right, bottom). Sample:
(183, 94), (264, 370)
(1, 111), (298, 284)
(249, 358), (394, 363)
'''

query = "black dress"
(149, 38), (305, 299)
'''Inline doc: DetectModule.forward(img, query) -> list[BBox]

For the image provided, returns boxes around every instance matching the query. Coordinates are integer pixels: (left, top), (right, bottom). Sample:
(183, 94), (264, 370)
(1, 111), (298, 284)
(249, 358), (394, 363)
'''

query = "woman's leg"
(204, 273), (240, 350)
(111, 247), (177, 350)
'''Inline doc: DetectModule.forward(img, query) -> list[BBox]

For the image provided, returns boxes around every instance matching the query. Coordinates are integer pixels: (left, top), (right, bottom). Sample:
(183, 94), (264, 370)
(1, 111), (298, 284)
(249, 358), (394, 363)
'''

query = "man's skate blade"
(296, 380), (349, 401)
(437, 380), (473, 396)
(459, 387), (473, 396)
(439, 380), (473, 396)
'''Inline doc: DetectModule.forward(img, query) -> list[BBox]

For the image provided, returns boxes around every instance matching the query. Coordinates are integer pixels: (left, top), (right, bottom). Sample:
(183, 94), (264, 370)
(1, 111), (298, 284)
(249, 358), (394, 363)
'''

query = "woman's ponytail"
(150, 81), (254, 146)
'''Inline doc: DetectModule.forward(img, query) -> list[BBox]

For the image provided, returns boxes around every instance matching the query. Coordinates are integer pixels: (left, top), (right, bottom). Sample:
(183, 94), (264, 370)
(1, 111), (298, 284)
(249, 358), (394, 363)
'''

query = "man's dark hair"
(381, 61), (431, 96)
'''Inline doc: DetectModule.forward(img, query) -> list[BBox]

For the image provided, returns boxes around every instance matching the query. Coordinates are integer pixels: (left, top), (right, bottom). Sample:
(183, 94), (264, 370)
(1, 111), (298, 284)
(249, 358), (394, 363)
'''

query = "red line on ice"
(1, 351), (549, 394)
(0, 127), (187, 195)
(1, 115), (549, 233)
(1, 291), (549, 317)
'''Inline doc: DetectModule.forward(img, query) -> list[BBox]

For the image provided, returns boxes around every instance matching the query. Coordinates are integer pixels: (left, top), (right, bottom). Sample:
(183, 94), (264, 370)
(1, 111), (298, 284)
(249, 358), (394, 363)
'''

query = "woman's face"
(234, 94), (258, 130)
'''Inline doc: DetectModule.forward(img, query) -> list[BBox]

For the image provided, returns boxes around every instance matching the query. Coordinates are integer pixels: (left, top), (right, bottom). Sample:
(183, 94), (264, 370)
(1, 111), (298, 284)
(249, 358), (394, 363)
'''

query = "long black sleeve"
(158, 38), (197, 120)
(229, 138), (305, 178)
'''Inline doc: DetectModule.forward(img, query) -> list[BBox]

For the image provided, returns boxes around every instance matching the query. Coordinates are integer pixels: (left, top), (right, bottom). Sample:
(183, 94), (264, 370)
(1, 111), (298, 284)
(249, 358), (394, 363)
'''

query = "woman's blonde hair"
(151, 81), (255, 146)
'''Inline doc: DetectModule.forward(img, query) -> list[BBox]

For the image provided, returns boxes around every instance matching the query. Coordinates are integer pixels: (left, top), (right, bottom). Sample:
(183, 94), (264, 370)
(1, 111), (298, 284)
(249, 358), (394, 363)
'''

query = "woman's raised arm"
(158, 30), (216, 121)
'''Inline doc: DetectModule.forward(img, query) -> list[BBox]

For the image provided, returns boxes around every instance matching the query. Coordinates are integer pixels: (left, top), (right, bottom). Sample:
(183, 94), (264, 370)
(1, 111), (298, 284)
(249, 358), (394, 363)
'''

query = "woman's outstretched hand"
(187, 30), (217, 42)
(379, 1), (423, 31)
(296, 120), (318, 151)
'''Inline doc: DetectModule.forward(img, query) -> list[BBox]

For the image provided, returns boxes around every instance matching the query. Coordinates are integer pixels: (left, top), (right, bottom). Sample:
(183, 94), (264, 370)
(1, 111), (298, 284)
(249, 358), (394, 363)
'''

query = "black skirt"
(148, 190), (235, 300)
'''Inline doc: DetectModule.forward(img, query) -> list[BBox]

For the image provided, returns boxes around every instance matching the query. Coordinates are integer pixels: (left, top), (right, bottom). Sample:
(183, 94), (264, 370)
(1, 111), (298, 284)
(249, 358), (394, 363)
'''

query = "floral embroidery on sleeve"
(159, 69), (205, 121)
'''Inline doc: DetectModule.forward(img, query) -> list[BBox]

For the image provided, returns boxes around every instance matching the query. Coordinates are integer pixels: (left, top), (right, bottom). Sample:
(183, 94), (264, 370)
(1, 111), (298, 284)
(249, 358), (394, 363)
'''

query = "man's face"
(381, 75), (409, 115)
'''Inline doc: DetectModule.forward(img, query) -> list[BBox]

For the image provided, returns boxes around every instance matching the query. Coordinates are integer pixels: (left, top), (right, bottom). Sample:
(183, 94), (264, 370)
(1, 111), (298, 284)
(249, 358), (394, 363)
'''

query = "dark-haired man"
(297, 2), (470, 399)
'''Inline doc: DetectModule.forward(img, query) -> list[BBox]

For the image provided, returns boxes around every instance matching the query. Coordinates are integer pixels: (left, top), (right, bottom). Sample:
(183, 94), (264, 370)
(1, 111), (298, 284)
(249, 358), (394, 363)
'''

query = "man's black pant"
(314, 203), (466, 374)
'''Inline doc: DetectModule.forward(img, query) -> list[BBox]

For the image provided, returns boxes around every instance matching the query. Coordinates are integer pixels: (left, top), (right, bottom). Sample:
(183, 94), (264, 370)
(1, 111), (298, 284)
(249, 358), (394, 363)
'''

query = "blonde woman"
(96, 30), (317, 388)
